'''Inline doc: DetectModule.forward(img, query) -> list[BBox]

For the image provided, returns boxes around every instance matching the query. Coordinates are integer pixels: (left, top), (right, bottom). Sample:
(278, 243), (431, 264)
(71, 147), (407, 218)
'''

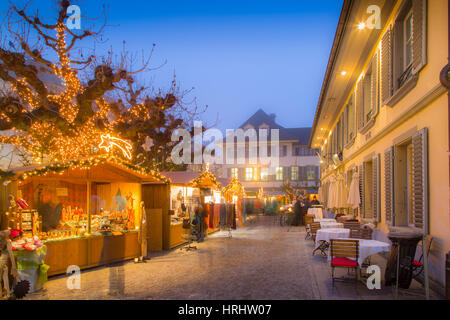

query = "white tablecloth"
(314, 219), (336, 223)
(307, 208), (323, 219)
(320, 222), (344, 229)
(315, 228), (350, 248)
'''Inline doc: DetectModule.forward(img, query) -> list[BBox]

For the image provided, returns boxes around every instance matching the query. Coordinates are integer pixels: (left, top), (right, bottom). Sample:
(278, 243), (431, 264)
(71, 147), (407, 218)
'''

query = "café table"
(315, 228), (350, 249)
(307, 207), (323, 219)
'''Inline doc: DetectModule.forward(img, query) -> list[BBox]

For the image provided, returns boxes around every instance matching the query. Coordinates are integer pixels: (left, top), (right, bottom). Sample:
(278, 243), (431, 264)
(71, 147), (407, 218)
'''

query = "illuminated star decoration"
(99, 134), (133, 159)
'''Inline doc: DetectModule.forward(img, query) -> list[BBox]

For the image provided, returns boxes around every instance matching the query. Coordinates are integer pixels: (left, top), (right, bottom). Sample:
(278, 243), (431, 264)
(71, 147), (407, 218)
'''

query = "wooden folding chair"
(330, 239), (359, 284)
(310, 222), (321, 241)
(349, 227), (373, 269)
(359, 227), (373, 240)
(344, 221), (361, 231)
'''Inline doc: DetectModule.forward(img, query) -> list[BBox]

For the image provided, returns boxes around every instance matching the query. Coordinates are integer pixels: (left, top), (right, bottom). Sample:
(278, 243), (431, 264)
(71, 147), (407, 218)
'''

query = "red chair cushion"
(413, 260), (423, 267)
(331, 257), (358, 268)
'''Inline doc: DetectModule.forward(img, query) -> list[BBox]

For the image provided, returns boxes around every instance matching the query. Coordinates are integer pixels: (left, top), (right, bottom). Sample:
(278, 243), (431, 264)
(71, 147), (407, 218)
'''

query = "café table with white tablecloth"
(319, 222), (344, 229)
(315, 228), (350, 249)
(307, 207), (323, 219)
(314, 219), (336, 223)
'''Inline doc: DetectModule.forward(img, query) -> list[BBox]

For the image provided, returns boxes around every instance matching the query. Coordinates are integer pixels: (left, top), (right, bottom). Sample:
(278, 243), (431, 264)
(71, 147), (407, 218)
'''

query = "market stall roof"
(0, 156), (170, 184)
(159, 170), (221, 189)
(220, 177), (245, 196)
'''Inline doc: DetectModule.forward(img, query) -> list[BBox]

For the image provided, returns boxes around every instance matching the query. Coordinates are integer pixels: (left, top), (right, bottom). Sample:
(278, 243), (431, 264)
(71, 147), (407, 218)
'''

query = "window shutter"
(412, 128), (429, 234)
(359, 164), (365, 218)
(384, 147), (395, 225)
(372, 154), (381, 222)
(227, 168), (232, 178)
(356, 80), (364, 131)
(412, 0), (427, 74)
(371, 51), (379, 117)
(381, 26), (393, 104)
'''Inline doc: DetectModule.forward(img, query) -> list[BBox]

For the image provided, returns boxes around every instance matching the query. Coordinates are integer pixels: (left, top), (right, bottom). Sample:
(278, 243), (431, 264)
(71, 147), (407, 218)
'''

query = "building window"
(245, 168), (253, 181)
(363, 65), (373, 123)
(291, 167), (298, 181)
(390, 0), (417, 92)
(307, 167), (315, 181)
(275, 167), (283, 181)
(393, 140), (414, 227)
(280, 145), (288, 157)
(260, 168), (269, 181)
(404, 11), (413, 70)
(357, 51), (379, 132)
(230, 168), (238, 179)
(344, 94), (355, 145)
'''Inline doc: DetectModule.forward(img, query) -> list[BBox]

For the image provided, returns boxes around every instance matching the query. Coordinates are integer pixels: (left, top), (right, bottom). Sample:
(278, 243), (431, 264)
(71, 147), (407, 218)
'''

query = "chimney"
(269, 113), (276, 121)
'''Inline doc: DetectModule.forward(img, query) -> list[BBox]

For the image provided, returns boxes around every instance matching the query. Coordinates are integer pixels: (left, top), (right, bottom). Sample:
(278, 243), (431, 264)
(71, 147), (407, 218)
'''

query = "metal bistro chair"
(412, 235), (433, 280)
(330, 239), (360, 285)
(349, 227), (373, 272)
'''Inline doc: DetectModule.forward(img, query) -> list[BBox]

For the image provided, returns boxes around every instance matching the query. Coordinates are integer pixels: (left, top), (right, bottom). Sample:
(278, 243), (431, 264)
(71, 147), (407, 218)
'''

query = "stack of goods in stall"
(11, 235), (44, 252)
(209, 204), (221, 229)
(90, 209), (135, 236)
(40, 205), (88, 241)
(220, 204), (226, 228)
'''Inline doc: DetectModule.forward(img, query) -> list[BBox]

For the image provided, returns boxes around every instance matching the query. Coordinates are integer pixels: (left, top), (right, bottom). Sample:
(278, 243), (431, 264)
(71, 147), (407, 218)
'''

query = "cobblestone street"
(25, 216), (439, 300)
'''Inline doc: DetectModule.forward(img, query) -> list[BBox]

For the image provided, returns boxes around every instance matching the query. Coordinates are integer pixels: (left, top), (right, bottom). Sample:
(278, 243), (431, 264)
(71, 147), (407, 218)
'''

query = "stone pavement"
(25, 215), (441, 300)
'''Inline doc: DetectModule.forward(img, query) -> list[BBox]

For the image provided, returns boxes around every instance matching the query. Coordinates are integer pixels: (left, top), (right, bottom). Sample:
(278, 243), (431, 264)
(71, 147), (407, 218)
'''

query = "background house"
(222, 109), (320, 197)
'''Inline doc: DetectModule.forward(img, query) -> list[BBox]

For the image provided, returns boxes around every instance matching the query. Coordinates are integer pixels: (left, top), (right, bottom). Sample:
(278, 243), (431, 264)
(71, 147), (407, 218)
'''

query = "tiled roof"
(239, 109), (283, 129)
(237, 109), (312, 145)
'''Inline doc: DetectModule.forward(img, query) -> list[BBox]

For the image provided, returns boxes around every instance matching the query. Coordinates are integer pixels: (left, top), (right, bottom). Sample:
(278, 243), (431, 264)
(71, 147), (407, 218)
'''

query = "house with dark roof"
(222, 109), (320, 197)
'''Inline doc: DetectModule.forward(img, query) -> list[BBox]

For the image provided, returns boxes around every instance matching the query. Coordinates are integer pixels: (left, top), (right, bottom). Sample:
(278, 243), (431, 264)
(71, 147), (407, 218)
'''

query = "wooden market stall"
(0, 156), (168, 276)
(142, 170), (223, 250)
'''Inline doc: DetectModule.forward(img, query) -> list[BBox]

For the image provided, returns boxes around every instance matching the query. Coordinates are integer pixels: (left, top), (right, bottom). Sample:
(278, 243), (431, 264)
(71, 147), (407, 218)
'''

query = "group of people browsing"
(291, 195), (319, 226)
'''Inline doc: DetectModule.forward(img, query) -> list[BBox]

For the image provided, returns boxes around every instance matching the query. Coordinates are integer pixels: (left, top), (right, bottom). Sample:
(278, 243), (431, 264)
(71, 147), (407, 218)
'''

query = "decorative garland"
(0, 155), (170, 184)
(189, 170), (221, 189)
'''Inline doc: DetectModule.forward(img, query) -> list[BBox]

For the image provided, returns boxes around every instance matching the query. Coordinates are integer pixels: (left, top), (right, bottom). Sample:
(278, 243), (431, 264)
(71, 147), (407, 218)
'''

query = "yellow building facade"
(310, 0), (449, 293)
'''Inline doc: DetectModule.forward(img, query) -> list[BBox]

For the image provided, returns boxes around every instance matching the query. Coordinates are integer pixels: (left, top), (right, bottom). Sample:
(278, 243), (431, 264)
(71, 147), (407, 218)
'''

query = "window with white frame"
(307, 167), (315, 181)
(230, 168), (238, 179)
(291, 166), (298, 181)
(275, 167), (283, 181)
(404, 10), (413, 70)
(245, 168), (254, 181)
(260, 167), (269, 181)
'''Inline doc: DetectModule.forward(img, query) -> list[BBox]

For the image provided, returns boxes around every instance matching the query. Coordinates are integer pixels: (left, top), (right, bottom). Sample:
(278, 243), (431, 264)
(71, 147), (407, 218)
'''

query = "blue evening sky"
(0, 0), (343, 131)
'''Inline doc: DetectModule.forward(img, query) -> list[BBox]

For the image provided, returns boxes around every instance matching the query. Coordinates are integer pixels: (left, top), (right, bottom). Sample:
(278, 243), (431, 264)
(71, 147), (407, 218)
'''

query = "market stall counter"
(0, 156), (168, 277)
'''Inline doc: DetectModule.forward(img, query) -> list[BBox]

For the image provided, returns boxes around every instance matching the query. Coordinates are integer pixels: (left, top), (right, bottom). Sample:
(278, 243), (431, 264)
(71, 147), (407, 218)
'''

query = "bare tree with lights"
(0, 0), (204, 170)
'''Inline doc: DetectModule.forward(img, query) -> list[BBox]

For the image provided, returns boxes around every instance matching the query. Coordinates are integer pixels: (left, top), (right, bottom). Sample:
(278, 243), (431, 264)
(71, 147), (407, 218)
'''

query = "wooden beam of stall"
(87, 168), (91, 235)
